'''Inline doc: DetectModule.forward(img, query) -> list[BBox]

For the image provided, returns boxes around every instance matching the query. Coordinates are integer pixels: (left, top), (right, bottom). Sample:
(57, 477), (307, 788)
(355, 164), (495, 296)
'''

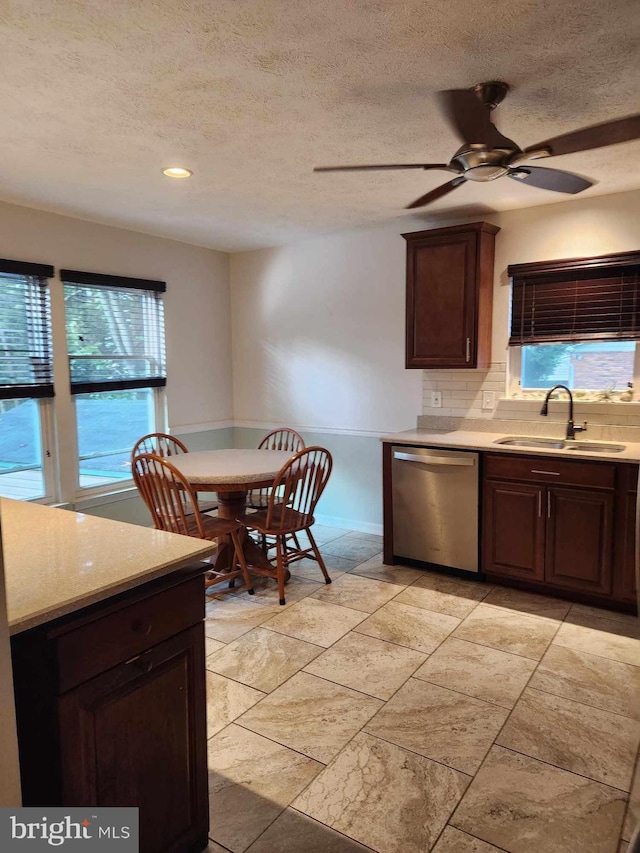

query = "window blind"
(61, 270), (166, 395)
(0, 259), (54, 400)
(509, 252), (640, 346)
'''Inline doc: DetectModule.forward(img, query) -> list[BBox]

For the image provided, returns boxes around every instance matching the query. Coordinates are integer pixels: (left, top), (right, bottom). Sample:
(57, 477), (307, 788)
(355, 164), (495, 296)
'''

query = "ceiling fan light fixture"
(464, 164), (509, 182)
(162, 166), (193, 178)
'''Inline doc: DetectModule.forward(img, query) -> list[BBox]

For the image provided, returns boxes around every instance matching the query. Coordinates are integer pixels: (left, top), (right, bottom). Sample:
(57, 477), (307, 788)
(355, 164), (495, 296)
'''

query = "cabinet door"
(620, 486), (638, 603)
(545, 487), (614, 595)
(483, 480), (545, 581)
(406, 231), (478, 369)
(58, 625), (208, 853)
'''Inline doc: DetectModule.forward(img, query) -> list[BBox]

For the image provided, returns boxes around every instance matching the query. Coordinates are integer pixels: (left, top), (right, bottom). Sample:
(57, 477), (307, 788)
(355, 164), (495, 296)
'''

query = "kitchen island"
(3, 498), (216, 853)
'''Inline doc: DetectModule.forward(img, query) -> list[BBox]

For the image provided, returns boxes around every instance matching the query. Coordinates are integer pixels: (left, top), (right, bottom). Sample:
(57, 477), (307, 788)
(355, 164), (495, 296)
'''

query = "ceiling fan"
(313, 81), (640, 209)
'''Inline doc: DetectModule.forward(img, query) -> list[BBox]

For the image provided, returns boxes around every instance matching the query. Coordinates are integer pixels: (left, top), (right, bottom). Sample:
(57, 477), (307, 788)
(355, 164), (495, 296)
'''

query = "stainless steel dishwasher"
(391, 445), (479, 573)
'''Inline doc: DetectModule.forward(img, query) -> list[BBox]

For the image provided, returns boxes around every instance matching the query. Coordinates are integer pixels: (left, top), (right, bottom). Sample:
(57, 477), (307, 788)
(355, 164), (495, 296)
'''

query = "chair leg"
(276, 537), (286, 605)
(307, 528), (331, 584)
(230, 530), (254, 595)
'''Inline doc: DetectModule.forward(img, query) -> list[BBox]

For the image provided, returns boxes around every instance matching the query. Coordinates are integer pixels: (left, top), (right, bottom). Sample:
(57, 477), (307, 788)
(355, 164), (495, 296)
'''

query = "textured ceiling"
(0, 0), (638, 251)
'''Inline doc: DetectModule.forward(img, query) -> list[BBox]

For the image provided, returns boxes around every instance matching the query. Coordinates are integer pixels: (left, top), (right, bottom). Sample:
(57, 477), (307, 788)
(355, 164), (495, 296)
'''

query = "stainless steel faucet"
(539, 384), (588, 440)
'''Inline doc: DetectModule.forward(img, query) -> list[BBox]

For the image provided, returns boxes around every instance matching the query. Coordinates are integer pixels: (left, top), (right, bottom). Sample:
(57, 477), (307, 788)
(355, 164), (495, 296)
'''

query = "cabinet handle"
(531, 469), (560, 476)
(547, 492), (551, 518)
(131, 618), (152, 636)
(466, 338), (471, 362)
(131, 655), (154, 674)
(538, 490), (542, 517)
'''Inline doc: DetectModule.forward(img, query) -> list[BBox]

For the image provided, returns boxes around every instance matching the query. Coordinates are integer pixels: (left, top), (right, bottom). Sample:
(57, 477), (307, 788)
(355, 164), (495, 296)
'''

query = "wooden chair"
(131, 432), (217, 514)
(247, 427), (305, 510)
(247, 428), (306, 558)
(132, 432), (189, 459)
(238, 446), (333, 605)
(132, 452), (254, 595)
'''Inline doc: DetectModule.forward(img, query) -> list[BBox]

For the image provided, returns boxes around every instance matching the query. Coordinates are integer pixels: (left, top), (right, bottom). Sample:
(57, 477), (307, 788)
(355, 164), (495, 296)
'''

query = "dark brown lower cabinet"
(482, 453), (635, 611)
(483, 481), (545, 582)
(11, 570), (209, 853)
(545, 487), (613, 595)
(615, 463), (639, 605)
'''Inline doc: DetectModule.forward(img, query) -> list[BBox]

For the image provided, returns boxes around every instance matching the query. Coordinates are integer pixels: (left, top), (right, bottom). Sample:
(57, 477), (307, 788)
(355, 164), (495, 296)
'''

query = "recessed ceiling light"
(162, 167), (193, 178)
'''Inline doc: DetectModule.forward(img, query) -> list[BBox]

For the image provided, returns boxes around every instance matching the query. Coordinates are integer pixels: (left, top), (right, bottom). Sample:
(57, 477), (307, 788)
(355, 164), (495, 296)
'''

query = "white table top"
(1, 498), (216, 634)
(170, 448), (294, 487)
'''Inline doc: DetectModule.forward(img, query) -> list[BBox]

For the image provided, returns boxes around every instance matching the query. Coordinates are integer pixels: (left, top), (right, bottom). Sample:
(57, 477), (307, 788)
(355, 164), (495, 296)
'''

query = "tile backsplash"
(421, 361), (640, 428)
(422, 363), (507, 419)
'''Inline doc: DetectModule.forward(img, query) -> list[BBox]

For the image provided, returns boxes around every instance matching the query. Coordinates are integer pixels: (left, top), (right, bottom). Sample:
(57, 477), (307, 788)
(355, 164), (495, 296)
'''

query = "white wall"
(230, 232), (422, 434)
(0, 200), (233, 433)
(230, 190), (640, 436)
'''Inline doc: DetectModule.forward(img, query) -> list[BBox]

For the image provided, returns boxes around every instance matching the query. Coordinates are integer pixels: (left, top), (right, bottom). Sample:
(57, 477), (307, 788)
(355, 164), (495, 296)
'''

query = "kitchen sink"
(564, 441), (626, 453)
(495, 437), (565, 449)
(494, 436), (626, 453)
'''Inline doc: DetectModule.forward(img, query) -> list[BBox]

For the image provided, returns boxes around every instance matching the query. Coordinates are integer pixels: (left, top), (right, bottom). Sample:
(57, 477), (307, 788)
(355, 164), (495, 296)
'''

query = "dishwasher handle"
(393, 451), (476, 467)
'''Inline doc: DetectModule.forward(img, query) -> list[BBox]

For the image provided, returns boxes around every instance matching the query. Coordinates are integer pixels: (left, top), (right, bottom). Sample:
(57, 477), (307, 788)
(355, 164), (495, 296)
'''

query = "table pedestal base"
(211, 490), (286, 584)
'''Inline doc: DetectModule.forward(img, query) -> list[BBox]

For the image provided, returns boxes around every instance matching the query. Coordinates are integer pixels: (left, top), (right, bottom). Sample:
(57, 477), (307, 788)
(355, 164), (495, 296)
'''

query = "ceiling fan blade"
(438, 88), (516, 150)
(313, 163), (452, 172)
(508, 166), (593, 194)
(405, 176), (467, 210)
(524, 114), (640, 158)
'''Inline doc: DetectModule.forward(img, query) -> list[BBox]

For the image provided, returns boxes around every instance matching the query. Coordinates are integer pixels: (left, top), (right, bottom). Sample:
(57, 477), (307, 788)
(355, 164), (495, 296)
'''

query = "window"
(508, 251), (640, 396)
(519, 341), (635, 391)
(0, 259), (55, 501)
(61, 270), (167, 492)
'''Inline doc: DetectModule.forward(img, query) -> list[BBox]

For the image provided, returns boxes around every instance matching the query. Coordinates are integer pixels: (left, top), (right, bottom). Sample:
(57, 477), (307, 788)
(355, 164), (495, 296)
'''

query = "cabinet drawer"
(484, 453), (615, 490)
(53, 576), (204, 692)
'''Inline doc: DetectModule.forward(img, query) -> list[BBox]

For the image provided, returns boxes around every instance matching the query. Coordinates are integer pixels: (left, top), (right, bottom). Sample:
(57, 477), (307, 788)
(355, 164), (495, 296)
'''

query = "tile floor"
(203, 525), (640, 853)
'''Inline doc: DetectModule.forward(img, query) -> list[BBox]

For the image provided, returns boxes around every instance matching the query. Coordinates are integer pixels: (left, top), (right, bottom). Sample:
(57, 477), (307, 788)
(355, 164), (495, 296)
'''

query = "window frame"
(60, 270), (168, 500)
(0, 261), (57, 503)
(69, 387), (167, 500)
(507, 251), (640, 399)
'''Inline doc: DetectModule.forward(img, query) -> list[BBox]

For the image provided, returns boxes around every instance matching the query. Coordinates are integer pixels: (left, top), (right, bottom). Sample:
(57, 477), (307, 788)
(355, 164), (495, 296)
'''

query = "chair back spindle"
(257, 428), (305, 453)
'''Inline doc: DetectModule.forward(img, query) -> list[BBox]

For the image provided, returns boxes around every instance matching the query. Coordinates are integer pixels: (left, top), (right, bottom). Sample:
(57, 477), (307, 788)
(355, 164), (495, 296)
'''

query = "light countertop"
(1, 498), (216, 635)
(382, 429), (640, 463)
(171, 448), (293, 485)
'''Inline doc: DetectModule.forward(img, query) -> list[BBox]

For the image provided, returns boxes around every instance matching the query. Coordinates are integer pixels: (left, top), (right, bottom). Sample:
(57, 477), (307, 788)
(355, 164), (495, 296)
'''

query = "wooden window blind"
(0, 258), (54, 400)
(61, 270), (166, 395)
(508, 251), (640, 346)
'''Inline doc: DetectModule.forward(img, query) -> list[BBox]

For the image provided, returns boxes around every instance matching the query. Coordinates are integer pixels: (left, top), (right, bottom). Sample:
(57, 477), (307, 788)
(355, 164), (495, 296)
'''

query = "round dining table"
(169, 448), (294, 577)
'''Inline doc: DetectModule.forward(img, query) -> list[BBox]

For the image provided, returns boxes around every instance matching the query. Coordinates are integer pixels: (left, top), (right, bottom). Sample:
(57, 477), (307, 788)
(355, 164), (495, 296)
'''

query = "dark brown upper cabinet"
(403, 221), (499, 369)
